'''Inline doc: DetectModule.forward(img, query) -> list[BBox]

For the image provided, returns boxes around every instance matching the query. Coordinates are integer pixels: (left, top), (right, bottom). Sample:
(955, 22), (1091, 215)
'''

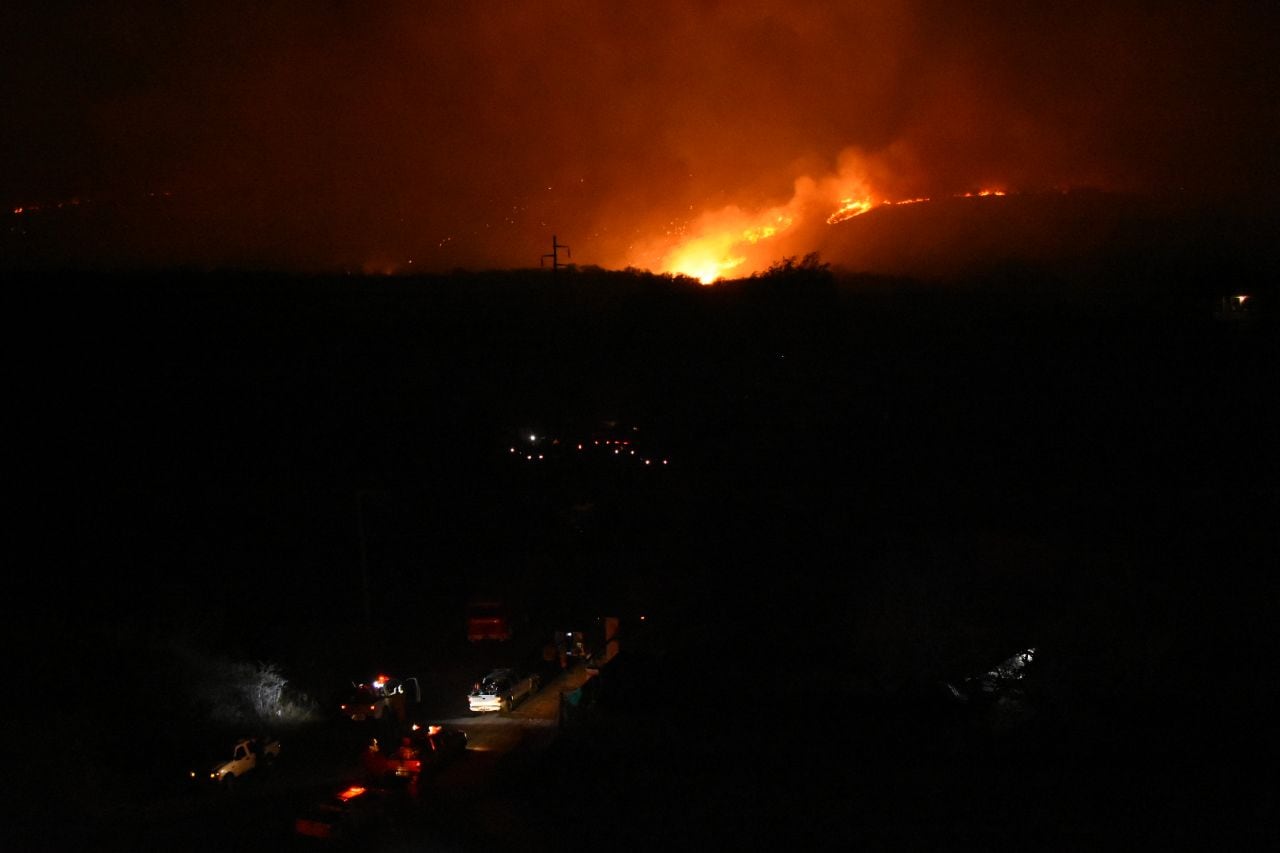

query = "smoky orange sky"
(4, 0), (1278, 275)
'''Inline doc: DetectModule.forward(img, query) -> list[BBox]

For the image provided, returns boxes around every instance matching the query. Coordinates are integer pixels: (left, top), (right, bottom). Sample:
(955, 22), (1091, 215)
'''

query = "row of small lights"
(509, 434), (669, 467)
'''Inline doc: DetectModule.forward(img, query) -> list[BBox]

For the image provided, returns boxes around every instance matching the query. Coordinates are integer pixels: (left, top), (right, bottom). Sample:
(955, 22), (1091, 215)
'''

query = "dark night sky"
(4, 0), (1278, 274)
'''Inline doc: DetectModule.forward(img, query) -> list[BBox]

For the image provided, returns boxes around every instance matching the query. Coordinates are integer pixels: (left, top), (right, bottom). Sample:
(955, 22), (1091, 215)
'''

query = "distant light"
(645, 459), (651, 465)
(529, 434), (537, 442)
(338, 786), (367, 801)
(1236, 294), (1249, 305)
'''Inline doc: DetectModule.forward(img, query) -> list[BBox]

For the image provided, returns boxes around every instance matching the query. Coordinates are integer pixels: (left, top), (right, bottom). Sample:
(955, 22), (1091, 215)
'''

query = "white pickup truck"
(190, 735), (281, 790)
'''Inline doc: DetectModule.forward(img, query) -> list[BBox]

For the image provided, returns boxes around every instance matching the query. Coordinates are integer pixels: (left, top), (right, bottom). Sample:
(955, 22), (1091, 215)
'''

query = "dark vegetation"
(10, 252), (1278, 846)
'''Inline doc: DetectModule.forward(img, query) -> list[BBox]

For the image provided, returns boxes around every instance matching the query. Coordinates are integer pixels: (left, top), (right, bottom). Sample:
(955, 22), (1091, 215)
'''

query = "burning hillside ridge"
(619, 147), (1014, 283)
(611, 143), (1275, 287)
(810, 187), (1280, 284)
(621, 175), (1275, 287)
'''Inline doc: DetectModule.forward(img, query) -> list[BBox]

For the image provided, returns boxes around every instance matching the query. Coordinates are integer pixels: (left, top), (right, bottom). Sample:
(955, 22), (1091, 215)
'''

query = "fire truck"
(466, 599), (514, 642)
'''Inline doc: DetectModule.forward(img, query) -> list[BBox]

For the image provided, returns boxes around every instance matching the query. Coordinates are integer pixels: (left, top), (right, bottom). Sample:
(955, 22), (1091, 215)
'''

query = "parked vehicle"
(547, 615), (625, 670)
(556, 629), (592, 665)
(942, 647), (1038, 705)
(468, 668), (540, 713)
(189, 735), (280, 790)
(378, 723), (468, 781)
(466, 599), (514, 642)
(294, 784), (390, 842)
(339, 674), (420, 722)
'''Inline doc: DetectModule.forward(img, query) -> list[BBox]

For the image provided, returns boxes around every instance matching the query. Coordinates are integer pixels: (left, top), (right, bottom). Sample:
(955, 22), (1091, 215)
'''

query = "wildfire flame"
(826, 197), (875, 225)
(658, 205), (798, 284)
(635, 156), (1009, 284)
(826, 193), (940, 225)
(636, 161), (879, 284)
(619, 136), (1012, 286)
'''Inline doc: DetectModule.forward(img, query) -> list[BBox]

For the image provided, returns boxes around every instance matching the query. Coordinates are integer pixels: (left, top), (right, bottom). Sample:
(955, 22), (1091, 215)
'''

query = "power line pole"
(541, 234), (571, 273)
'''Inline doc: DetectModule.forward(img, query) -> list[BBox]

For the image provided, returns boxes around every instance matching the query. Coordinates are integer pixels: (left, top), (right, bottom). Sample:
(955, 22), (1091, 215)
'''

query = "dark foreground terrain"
(8, 258), (1278, 849)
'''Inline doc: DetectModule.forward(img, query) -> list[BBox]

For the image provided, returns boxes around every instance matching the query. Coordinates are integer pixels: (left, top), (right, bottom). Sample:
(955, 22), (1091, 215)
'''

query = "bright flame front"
(660, 208), (797, 284)
(626, 142), (1011, 284)
(826, 196), (875, 224)
(633, 155), (883, 283)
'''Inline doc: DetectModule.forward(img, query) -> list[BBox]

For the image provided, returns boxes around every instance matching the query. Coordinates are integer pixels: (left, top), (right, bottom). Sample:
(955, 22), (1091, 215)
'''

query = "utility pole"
(541, 234), (571, 273)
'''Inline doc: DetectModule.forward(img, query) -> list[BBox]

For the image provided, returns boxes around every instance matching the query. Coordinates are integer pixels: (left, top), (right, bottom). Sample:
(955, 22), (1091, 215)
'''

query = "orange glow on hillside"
(661, 207), (796, 284)
(638, 157), (883, 283)
(625, 141), (1016, 285)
